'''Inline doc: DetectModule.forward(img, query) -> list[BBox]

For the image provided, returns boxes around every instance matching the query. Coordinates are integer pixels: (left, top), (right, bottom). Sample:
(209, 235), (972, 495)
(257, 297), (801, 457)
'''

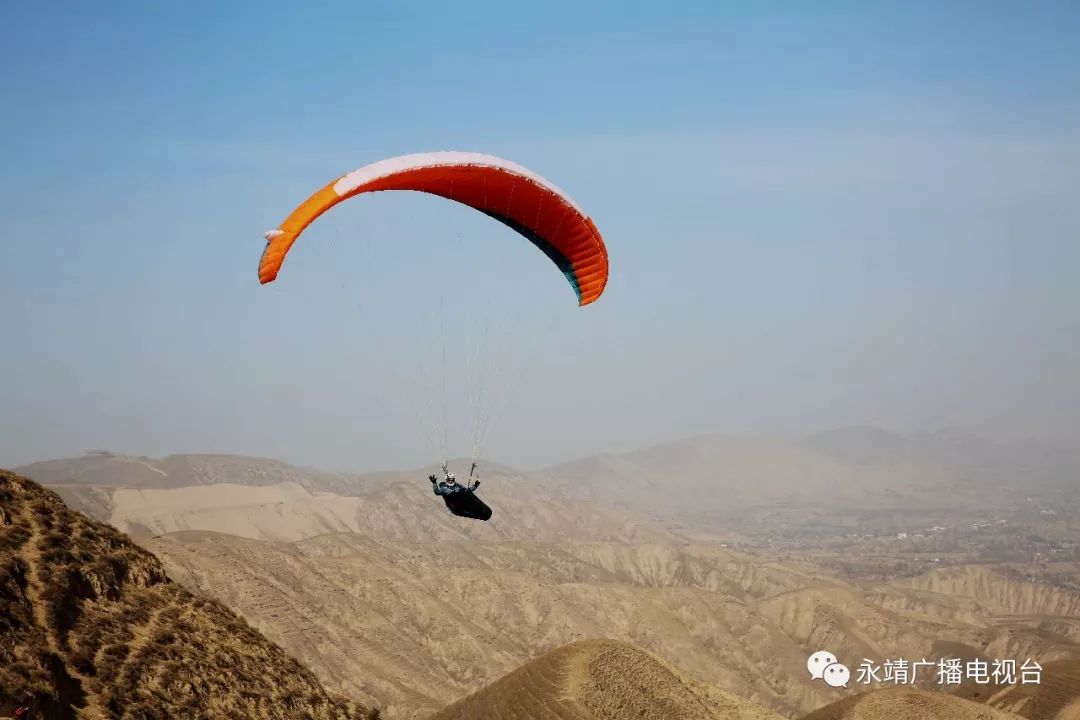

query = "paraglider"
(429, 464), (492, 521)
(259, 151), (608, 305)
(260, 152), (609, 521)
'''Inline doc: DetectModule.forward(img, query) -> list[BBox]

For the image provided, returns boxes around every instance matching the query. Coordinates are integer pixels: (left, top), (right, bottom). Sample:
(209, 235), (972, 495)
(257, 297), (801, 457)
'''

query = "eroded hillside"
(16, 443), (1080, 719)
(148, 530), (837, 717)
(0, 470), (374, 720)
(428, 638), (784, 720)
(962, 659), (1080, 720)
(144, 526), (1080, 719)
(801, 688), (1024, 720)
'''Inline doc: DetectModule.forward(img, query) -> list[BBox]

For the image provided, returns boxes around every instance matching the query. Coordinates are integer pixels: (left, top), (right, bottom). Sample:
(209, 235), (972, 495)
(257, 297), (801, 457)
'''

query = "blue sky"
(2, 1), (1078, 470)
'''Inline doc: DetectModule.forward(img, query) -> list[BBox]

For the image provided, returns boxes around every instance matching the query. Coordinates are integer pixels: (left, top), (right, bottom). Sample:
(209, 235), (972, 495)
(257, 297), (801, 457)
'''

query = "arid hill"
(958, 659), (1080, 720)
(901, 565), (1080, 618)
(20, 454), (674, 547)
(146, 531), (832, 717)
(91, 478), (670, 545)
(800, 687), (1023, 720)
(142, 524), (1080, 719)
(21, 427), (1055, 535)
(15, 451), (515, 497)
(427, 638), (784, 720)
(0, 470), (374, 720)
(14, 437), (1080, 719)
(15, 451), (366, 493)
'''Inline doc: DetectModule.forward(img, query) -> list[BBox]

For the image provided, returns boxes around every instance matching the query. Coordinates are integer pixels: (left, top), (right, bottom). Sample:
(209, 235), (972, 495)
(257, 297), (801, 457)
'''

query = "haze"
(2, 1), (1078, 471)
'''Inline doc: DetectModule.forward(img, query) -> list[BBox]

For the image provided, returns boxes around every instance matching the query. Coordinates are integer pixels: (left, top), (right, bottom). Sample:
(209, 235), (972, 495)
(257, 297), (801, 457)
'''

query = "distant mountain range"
(17, 427), (1078, 526)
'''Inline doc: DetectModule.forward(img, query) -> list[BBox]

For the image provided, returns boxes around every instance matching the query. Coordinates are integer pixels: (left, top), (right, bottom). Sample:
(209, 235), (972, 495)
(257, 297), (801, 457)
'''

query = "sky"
(1, 1), (1078, 471)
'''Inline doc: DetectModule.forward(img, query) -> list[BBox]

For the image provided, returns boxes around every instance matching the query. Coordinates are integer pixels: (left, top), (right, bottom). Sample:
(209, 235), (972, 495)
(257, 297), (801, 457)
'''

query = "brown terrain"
(17, 428), (1050, 512)
(140, 526), (1080, 718)
(7, 428), (1080, 719)
(0, 470), (374, 720)
(429, 638), (784, 720)
(955, 659), (1080, 720)
(802, 688), (1024, 720)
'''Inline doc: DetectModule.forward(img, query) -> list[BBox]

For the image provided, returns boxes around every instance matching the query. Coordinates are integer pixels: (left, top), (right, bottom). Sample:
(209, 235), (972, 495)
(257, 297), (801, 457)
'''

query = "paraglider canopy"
(259, 151), (608, 306)
(258, 151), (610, 492)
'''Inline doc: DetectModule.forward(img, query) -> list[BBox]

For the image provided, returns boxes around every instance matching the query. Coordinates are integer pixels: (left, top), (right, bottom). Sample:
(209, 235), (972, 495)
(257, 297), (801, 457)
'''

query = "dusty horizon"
(9, 422), (1077, 477)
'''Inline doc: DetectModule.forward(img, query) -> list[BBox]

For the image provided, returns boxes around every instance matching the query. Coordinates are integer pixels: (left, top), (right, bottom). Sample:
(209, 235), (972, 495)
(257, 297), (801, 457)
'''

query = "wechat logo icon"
(808, 650), (850, 688)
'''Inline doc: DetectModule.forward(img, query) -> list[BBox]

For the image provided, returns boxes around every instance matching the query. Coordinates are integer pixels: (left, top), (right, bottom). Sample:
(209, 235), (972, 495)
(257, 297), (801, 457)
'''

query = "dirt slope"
(16, 443), (1080, 719)
(147, 530), (842, 717)
(971, 659), (1080, 720)
(44, 472), (672, 546)
(900, 566), (1080, 618)
(801, 687), (1023, 720)
(144, 525), (1080, 719)
(0, 470), (374, 720)
(428, 638), (784, 720)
